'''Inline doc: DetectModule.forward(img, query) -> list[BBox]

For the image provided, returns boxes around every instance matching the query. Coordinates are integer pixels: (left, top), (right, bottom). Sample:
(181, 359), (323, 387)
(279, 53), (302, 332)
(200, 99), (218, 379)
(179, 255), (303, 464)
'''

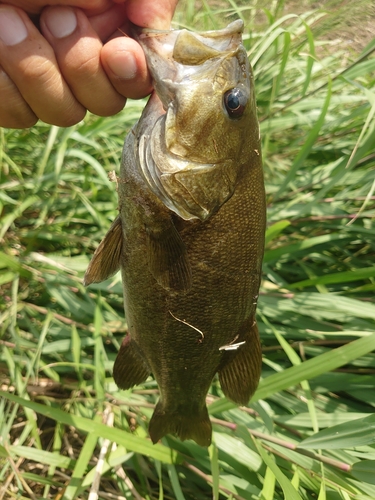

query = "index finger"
(95, 0), (178, 101)
(87, 0), (178, 43)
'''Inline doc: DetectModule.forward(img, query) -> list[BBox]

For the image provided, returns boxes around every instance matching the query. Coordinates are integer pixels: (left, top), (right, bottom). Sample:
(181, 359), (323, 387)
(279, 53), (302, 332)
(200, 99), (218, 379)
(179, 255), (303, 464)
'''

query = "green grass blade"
(289, 266), (375, 289)
(260, 466), (276, 499)
(209, 441), (220, 500)
(275, 79), (332, 198)
(254, 333), (375, 402)
(0, 195), (39, 240)
(254, 439), (303, 500)
(263, 232), (350, 263)
(10, 446), (73, 469)
(93, 303), (106, 402)
(264, 220), (290, 246)
(301, 22), (316, 96)
(351, 461), (375, 485)
(166, 463), (186, 500)
(0, 392), (180, 464)
(66, 148), (113, 187)
(63, 424), (100, 500)
(299, 414), (375, 450)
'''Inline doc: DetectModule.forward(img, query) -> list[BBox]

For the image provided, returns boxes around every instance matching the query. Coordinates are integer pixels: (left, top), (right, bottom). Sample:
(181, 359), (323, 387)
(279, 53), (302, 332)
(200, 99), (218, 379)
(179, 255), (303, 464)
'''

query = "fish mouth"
(133, 20), (244, 112)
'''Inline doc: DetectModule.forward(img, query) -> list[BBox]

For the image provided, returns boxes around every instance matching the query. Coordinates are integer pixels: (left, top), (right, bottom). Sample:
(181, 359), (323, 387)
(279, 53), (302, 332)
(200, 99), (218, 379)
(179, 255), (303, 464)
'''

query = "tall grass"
(1, 1), (375, 499)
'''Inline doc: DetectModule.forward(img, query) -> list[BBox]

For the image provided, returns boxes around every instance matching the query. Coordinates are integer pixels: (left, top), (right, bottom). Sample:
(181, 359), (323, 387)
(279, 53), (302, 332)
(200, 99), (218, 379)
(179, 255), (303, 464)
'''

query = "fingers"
(0, 0), (179, 129)
(96, 0), (179, 100)
(0, 66), (37, 128)
(0, 5), (85, 128)
(3, 0), (113, 15)
(40, 6), (127, 116)
(100, 37), (152, 100)
(85, 2), (130, 41)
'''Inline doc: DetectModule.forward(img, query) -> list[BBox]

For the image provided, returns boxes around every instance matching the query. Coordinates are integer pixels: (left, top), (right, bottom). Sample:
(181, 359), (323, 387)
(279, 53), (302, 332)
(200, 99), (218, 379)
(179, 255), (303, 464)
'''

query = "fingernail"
(107, 51), (138, 80)
(44, 7), (77, 39)
(0, 7), (28, 46)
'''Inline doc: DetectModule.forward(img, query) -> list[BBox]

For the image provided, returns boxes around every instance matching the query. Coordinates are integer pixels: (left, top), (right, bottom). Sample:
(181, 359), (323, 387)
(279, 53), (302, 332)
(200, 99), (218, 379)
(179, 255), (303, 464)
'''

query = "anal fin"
(219, 319), (262, 405)
(146, 220), (192, 293)
(84, 215), (123, 286)
(113, 335), (150, 389)
(149, 401), (212, 447)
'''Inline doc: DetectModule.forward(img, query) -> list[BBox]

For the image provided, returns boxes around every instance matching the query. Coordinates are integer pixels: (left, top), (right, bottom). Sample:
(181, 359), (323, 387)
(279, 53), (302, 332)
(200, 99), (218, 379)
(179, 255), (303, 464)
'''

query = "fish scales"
(84, 20), (266, 446)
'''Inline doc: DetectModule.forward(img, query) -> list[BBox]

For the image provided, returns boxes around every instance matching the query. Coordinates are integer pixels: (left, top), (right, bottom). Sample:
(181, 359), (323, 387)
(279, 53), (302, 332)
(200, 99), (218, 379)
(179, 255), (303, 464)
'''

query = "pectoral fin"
(146, 221), (192, 293)
(218, 319), (262, 405)
(84, 215), (123, 286)
(113, 335), (150, 389)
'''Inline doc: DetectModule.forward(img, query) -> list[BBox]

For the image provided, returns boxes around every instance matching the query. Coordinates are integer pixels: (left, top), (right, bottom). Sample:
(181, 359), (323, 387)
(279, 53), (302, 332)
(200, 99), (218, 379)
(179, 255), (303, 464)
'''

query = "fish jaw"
(132, 20), (259, 221)
(134, 20), (245, 112)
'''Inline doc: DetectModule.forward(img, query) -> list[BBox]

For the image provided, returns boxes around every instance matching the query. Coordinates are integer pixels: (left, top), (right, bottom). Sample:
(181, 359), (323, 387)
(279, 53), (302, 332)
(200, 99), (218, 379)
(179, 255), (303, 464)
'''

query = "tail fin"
(149, 402), (212, 447)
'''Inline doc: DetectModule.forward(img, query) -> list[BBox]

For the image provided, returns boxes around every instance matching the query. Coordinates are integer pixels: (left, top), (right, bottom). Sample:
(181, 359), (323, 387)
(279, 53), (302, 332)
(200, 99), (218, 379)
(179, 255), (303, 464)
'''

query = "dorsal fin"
(84, 215), (123, 286)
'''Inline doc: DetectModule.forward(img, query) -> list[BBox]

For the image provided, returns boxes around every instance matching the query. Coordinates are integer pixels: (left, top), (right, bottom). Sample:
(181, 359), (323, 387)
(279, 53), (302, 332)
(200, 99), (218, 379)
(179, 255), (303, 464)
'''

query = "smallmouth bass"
(85, 20), (266, 446)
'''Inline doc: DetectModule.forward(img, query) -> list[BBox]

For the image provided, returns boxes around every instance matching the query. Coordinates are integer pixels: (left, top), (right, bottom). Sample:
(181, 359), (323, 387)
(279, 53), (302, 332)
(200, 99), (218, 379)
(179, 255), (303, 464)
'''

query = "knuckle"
(72, 52), (99, 74)
(20, 55), (57, 85)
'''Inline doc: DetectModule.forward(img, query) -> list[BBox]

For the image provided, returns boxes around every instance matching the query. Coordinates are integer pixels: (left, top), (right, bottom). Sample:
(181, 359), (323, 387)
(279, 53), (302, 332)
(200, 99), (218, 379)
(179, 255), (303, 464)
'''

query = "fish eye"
(223, 88), (248, 118)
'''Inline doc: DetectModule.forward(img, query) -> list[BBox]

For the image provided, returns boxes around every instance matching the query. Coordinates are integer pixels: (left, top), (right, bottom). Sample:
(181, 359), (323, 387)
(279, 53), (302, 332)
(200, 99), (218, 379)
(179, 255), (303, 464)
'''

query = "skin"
(0, 0), (178, 128)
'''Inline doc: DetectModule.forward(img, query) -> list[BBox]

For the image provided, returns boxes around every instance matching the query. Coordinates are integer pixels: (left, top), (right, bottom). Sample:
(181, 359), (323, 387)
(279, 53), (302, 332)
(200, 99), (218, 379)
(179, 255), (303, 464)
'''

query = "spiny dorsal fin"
(146, 221), (192, 293)
(84, 215), (123, 286)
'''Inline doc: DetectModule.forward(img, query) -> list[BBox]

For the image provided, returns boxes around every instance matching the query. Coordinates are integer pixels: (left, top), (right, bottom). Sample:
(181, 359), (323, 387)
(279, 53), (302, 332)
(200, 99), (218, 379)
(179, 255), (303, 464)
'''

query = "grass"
(1, 0), (375, 498)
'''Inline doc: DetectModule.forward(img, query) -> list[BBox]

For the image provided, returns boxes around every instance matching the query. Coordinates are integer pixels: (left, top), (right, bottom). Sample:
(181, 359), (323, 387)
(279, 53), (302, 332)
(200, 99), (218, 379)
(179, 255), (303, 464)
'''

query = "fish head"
(135, 20), (260, 221)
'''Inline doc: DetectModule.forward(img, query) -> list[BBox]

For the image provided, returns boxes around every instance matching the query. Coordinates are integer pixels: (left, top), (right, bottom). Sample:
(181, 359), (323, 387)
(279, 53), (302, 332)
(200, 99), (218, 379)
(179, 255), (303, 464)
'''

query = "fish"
(84, 19), (266, 447)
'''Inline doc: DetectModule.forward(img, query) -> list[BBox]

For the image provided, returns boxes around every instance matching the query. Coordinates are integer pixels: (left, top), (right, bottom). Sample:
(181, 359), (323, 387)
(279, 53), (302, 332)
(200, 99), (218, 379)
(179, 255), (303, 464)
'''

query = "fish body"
(85, 20), (265, 446)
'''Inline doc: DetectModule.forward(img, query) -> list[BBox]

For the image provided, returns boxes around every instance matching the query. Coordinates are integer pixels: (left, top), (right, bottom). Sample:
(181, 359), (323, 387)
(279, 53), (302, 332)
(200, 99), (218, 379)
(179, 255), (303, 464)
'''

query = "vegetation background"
(1, 0), (375, 498)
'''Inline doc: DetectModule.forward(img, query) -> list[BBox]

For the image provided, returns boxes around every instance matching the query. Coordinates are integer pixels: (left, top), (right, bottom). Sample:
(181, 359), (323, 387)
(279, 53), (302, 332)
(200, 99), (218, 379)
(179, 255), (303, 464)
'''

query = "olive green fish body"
(85, 20), (265, 446)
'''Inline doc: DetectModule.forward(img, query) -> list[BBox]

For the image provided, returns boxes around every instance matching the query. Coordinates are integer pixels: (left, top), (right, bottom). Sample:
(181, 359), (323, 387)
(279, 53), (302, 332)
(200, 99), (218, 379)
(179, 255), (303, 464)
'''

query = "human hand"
(0, 0), (178, 128)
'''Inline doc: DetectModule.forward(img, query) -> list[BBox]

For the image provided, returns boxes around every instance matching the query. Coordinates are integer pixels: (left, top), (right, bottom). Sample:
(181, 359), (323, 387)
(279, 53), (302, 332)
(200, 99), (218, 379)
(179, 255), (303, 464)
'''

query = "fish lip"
(131, 19), (244, 41)
(132, 19), (245, 65)
(130, 20), (245, 109)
